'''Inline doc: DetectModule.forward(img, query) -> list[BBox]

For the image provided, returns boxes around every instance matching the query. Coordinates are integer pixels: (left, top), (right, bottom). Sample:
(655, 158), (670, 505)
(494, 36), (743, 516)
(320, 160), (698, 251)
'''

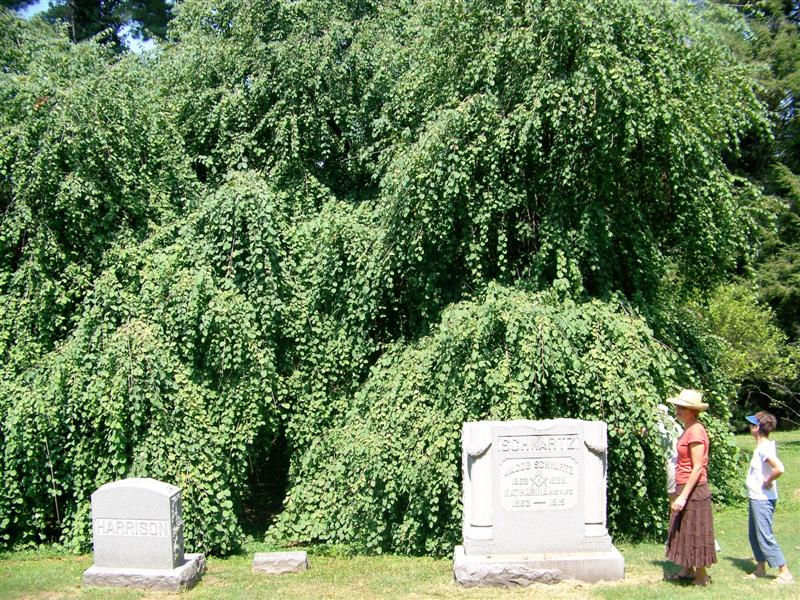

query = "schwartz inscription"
(499, 434), (578, 453)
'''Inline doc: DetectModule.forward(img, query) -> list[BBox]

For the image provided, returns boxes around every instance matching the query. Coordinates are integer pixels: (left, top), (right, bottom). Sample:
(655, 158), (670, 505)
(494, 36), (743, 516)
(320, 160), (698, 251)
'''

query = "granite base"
(453, 545), (624, 587)
(83, 553), (205, 592)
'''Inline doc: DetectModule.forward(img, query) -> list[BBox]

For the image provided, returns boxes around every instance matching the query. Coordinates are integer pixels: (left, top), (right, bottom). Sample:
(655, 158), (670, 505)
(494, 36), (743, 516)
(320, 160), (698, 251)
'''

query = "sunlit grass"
(1, 430), (798, 599)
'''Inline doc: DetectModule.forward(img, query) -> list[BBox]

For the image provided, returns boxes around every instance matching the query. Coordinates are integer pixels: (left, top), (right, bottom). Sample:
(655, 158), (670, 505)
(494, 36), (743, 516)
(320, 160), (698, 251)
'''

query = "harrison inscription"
(94, 519), (170, 538)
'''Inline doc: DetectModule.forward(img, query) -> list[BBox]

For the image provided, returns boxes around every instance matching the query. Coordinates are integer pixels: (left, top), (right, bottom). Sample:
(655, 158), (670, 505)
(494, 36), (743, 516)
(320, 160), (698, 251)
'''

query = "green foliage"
(0, 12), (196, 373)
(757, 244), (800, 339)
(1, 173), (281, 553)
(710, 1), (800, 422)
(714, 2), (800, 344)
(3, 0), (174, 48)
(269, 286), (738, 555)
(375, 0), (767, 307)
(756, 164), (800, 339)
(164, 0), (768, 305)
(715, 1), (800, 172)
(0, 0), (772, 555)
(701, 281), (800, 426)
(706, 283), (799, 384)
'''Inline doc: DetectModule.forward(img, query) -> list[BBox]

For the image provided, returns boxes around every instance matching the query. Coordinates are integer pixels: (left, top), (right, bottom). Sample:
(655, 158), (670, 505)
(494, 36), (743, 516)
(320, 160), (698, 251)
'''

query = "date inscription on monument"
(500, 457), (577, 512)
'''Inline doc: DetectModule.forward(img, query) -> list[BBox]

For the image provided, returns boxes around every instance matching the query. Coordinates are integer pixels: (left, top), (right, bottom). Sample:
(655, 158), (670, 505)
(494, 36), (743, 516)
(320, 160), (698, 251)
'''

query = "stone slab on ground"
(252, 551), (309, 574)
(453, 545), (624, 587)
(83, 552), (205, 592)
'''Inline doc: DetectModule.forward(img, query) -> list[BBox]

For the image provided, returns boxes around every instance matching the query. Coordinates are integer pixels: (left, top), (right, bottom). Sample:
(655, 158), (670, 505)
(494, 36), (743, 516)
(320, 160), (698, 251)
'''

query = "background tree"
(1, 0), (172, 48)
(704, 283), (799, 422)
(709, 0), (800, 422)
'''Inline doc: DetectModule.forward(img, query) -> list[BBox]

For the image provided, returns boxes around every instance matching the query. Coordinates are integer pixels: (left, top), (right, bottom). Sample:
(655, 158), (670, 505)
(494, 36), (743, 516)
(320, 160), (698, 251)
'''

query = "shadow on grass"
(651, 559), (693, 585)
(725, 555), (755, 575)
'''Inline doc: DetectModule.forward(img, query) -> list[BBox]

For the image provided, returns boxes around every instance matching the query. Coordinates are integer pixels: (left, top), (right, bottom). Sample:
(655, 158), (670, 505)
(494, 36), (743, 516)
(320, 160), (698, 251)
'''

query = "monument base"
(83, 553), (206, 592)
(453, 545), (624, 587)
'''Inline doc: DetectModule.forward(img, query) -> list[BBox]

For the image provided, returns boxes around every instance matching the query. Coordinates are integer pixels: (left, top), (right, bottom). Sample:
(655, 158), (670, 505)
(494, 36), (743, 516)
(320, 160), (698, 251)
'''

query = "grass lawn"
(2, 430), (799, 600)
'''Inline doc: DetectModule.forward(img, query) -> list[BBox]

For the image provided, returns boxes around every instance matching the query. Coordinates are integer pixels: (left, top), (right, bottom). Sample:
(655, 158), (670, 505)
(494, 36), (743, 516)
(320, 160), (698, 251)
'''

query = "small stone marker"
(453, 419), (625, 587)
(82, 478), (205, 591)
(252, 551), (309, 574)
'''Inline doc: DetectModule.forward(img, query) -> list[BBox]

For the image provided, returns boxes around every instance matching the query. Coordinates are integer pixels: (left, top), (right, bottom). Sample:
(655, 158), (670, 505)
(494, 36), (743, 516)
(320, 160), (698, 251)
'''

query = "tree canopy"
(697, 0), (800, 422)
(0, 0), (775, 554)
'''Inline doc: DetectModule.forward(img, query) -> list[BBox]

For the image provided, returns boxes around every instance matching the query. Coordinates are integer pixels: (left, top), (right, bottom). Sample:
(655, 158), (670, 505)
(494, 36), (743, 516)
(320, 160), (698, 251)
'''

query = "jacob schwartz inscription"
(500, 457), (577, 511)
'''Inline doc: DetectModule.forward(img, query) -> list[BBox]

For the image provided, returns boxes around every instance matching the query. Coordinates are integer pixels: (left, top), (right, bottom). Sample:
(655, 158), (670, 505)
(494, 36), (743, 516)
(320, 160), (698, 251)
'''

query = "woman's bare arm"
(671, 441), (704, 512)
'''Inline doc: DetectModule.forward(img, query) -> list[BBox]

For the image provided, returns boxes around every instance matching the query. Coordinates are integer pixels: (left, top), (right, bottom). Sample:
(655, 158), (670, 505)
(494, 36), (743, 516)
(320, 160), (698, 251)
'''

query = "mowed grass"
(2, 430), (799, 600)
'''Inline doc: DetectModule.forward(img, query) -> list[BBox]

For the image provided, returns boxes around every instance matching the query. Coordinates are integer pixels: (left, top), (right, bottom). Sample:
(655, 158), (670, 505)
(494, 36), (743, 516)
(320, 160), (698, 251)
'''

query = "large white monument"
(453, 419), (625, 586)
(83, 478), (205, 591)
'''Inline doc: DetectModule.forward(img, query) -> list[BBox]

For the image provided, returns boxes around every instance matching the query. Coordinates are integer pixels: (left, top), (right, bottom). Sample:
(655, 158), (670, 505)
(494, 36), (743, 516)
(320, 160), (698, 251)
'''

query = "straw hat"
(666, 389), (708, 411)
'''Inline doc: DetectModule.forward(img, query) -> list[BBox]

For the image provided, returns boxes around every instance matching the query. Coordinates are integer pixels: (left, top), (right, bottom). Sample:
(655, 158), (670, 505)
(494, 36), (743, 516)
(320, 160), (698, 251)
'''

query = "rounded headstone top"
(464, 418), (606, 428)
(94, 478), (180, 497)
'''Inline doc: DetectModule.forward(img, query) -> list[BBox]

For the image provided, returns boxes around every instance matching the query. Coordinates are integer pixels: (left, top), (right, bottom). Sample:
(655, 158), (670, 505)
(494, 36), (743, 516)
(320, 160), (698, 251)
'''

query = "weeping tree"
(0, 0), (769, 554)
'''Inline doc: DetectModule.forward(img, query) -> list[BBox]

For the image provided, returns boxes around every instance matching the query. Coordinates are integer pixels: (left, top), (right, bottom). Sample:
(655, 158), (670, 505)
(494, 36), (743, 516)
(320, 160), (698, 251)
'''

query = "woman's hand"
(764, 455), (784, 486)
(671, 496), (687, 512)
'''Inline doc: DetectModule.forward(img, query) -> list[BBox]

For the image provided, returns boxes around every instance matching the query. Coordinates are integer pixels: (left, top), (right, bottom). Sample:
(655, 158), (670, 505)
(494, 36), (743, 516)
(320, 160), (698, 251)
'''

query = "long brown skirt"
(666, 482), (717, 568)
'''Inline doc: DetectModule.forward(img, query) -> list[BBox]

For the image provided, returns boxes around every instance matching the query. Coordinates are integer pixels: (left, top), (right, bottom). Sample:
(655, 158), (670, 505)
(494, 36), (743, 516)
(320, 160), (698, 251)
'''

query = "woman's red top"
(675, 422), (709, 485)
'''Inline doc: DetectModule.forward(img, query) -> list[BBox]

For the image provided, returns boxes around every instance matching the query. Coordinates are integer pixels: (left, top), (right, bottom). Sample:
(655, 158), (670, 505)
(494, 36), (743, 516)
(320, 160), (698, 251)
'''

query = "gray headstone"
(90, 478), (183, 570)
(83, 478), (205, 591)
(455, 419), (625, 585)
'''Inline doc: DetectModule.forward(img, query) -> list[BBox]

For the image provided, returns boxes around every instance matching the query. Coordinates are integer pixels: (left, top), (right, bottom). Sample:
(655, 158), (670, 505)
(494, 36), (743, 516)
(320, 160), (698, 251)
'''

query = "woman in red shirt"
(665, 389), (716, 586)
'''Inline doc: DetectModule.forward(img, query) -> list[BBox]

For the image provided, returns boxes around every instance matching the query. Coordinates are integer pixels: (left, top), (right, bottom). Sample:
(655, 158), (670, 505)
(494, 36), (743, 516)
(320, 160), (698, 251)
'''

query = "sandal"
(775, 575), (795, 585)
(743, 572), (767, 580)
(665, 572), (693, 581)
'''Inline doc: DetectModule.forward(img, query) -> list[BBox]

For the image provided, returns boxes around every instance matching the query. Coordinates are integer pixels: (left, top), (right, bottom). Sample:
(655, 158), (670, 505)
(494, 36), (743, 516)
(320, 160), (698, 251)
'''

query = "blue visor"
(745, 415), (760, 426)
